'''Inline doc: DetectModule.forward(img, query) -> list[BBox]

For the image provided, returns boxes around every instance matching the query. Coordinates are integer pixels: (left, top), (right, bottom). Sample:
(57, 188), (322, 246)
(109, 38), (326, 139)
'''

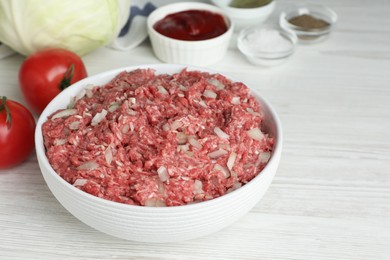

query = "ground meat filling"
(42, 69), (274, 207)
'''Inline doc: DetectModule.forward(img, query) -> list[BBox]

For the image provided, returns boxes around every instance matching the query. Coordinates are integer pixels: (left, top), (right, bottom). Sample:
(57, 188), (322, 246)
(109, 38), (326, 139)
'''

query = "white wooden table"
(1, 0), (389, 259)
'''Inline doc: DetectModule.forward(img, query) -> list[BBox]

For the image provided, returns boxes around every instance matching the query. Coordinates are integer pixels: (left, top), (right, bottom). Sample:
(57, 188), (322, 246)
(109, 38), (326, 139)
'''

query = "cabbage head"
(0, 0), (131, 56)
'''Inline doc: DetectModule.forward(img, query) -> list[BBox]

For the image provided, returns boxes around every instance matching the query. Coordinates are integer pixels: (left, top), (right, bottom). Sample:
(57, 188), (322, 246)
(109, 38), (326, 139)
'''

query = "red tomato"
(19, 49), (87, 114)
(0, 96), (36, 169)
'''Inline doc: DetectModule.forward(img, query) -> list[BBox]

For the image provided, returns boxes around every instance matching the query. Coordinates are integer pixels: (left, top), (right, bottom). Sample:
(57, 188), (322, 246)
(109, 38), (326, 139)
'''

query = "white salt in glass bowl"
(147, 2), (234, 66)
(211, 0), (275, 31)
(35, 64), (282, 243)
(238, 24), (297, 67)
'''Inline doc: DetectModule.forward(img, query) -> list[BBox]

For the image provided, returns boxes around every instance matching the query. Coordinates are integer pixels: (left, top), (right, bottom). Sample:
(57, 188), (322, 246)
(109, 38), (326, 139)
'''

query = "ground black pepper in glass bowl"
(279, 4), (337, 43)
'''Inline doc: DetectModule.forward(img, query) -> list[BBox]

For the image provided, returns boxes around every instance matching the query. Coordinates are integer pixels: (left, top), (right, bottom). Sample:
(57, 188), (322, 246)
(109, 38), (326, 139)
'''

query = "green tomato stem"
(0, 96), (12, 128)
(59, 64), (75, 91)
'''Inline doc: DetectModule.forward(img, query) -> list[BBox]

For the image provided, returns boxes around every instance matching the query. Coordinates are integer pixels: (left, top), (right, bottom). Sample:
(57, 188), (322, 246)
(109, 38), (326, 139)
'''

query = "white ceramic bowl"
(211, 0), (275, 31)
(35, 64), (282, 243)
(147, 2), (234, 66)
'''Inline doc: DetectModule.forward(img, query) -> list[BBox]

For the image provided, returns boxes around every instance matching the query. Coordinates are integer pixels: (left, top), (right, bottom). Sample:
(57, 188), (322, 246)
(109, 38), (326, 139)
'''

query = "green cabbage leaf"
(0, 0), (131, 56)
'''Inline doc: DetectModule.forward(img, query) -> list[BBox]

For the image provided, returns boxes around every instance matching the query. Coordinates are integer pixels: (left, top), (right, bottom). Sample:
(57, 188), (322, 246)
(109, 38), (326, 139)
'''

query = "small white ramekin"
(147, 2), (234, 66)
(211, 0), (275, 31)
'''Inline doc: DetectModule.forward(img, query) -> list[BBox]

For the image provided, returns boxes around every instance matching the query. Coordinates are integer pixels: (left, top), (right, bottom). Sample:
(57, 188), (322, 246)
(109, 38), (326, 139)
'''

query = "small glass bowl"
(237, 24), (297, 67)
(280, 4), (337, 43)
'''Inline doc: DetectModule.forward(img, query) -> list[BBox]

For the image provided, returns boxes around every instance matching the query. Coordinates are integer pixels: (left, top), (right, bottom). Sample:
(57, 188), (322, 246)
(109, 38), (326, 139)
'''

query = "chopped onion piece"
(157, 166), (170, 182)
(247, 127), (265, 141)
(84, 112), (92, 117)
(69, 121), (81, 130)
(157, 85), (169, 95)
(51, 109), (77, 120)
(193, 180), (203, 194)
(128, 109), (137, 116)
(177, 132), (187, 144)
(73, 179), (88, 187)
(129, 97), (136, 104)
(208, 149), (228, 159)
(214, 163), (230, 178)
(203, 89), (217, 99)
(178, 144), (189, 152)
(214, 126), (229, 139)
(108, 102), (120, 112)
(75, 89), (86, 100)
(227, 152), (237, 171)
(68, 97), (76, 109)
(259, 151), (271, 164)
(85, 88), (93, 98)
(85, 84), (94, 89)
(121, 124), (130, 133)
(185, 151), (194, 157)
(162, 123), (170, 131)
(208, 78), (225, 90)
(231, 97), (240, 105)
(188, 137), (203, 149)
(246, 108), (262, 117)
(54, 138), (67, 146)
(77, 161), (99, 170)
(104, 146), (113, 165)
(198, 99), (207, 108)
(129, 122), (135, 132)
(232, 182), (242, 190)
(157, 180), (166, 195)
(115, 160), (124, 167)
(171, 120), (183, 130)
(179, 84), (186, 91)
(145, 198), (166, 207)
(177, 93), (184, 98)
(91, 109), (107, 126)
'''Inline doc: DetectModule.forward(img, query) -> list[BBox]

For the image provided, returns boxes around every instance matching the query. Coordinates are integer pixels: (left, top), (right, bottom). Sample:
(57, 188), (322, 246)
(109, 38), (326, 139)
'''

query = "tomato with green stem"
(19, 49), (88, 114)
(0, 96), (36, 169)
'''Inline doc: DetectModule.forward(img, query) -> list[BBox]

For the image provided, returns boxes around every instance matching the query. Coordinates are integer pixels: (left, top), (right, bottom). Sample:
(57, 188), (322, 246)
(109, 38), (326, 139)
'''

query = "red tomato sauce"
(153, 10), (228, 41)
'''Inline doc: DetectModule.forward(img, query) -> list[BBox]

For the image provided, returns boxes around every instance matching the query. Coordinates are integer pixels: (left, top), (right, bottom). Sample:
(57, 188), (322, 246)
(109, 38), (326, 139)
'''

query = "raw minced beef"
(42, 68), (274, 207)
